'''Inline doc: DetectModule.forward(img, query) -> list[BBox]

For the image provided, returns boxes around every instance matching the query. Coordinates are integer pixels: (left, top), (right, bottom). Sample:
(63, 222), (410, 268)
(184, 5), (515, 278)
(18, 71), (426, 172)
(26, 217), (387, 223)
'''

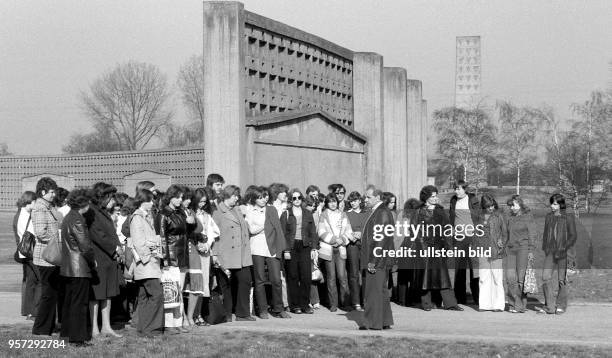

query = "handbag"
(523, 255), (538, 294)
(42, 235), (62, 266)
(207, 291), (228, 325)
(17, 217), (36, 260)
(311, 258), (323, 282)
(161, 266), (182, 309)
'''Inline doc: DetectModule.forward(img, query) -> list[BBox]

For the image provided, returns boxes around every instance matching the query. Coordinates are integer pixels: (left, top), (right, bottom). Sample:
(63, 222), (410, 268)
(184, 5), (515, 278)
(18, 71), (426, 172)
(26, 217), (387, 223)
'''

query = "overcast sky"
(1, 0), (611, 155)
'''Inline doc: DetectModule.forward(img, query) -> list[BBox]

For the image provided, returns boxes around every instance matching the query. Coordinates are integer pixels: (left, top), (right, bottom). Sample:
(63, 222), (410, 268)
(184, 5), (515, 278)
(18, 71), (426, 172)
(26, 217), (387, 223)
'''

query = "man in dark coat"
(359, 186), (394, 330)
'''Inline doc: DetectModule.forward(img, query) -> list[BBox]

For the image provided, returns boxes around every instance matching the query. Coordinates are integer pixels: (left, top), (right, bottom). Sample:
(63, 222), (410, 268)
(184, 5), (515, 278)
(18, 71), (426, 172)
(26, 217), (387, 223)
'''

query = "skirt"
(183, 241), (211, 297)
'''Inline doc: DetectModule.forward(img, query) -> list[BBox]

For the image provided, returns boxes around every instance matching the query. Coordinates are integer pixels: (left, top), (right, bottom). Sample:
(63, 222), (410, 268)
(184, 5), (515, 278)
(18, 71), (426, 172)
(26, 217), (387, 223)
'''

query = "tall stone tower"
(455, 36), (481, 109)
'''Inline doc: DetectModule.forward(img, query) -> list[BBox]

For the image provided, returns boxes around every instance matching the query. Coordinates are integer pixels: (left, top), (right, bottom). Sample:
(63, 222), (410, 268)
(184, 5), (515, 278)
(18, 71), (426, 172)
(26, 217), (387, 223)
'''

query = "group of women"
(13, 175), (577, 346)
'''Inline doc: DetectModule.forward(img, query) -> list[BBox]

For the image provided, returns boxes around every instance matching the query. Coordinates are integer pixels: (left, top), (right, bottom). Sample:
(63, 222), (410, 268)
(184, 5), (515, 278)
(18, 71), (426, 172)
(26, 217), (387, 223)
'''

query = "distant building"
(455, 36), (481, 109)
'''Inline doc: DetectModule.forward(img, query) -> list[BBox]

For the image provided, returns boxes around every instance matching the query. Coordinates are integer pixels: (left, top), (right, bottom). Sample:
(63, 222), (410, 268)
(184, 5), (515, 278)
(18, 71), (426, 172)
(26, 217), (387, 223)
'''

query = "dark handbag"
(207, 291), (227, 325)
(17, 217), (36, 260)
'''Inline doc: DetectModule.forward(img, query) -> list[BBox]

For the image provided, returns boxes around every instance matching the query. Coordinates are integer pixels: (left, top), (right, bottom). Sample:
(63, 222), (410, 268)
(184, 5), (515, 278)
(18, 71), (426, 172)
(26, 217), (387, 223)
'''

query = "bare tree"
(177, 55), (204, 140)
(80, 61), (174, 150)
(496, 101), (542, 194)
(433, 107), (497, 187)
(571, 90), (612, 212)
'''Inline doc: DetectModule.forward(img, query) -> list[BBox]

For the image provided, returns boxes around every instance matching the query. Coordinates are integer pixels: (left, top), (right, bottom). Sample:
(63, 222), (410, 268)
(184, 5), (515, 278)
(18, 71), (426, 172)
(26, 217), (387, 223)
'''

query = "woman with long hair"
(477, 193), (507, 312)
(505, 194), (537, 313)
(318, 193), (353, 312)
(538, 193), (577, 315)
(157, 184), (190, 333)
(14, 191), (39, 321)
(414, 185), (463, 311)
(184, 187), (220, 326)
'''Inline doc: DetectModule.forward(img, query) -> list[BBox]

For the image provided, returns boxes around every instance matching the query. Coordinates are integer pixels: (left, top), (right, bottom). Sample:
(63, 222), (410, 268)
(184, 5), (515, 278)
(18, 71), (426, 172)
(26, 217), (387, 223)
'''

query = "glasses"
(292, 196), (303, 201)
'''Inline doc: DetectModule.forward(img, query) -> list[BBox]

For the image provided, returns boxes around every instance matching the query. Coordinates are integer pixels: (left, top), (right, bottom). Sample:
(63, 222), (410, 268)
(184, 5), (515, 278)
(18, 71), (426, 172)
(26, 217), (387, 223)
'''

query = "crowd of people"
(12, 174), (577, 346)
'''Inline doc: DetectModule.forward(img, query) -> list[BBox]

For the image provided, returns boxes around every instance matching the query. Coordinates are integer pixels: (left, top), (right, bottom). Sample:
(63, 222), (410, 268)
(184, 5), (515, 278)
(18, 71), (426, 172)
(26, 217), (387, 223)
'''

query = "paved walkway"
(2, 263), (611, 347)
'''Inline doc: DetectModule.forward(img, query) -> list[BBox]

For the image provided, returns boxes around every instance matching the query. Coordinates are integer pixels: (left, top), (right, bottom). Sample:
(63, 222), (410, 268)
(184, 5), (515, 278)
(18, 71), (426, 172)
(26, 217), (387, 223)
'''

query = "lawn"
(1, 324), (610, 358)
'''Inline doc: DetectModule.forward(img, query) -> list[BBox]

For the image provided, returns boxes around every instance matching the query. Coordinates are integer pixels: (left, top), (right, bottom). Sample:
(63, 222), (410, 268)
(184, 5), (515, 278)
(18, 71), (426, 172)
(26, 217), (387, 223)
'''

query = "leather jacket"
(60, 209), (96, 278)
(158, 206), (195, 268)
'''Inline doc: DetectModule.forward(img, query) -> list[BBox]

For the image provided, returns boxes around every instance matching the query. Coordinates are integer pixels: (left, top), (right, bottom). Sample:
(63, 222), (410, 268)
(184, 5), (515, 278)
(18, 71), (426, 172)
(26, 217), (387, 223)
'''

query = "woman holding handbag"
(15, 191), (39, 321)
(31, 177), (61, 336)
(477, 193), (507, 312)
(318, 193), (353, 312)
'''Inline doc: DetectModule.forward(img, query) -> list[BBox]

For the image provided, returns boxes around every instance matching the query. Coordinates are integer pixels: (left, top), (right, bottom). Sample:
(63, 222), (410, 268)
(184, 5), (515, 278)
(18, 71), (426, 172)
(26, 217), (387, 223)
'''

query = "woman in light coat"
(318, 193), (353, 311)
(131, 189), (164, 337)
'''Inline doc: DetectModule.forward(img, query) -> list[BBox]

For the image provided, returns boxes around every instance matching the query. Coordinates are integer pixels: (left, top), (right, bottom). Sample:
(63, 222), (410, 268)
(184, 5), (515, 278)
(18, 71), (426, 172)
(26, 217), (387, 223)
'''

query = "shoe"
(423, 307), (432, 312)
(382, 326), (391, 330)
(236, 316), (256, 321)
(445, 306), (464, 311)
(302, 307), (314, 314)
(354, 305), (364, 312)
(178, 326), (190, 333)
(258, 313), (269, 319)
(312, 303), (320, 309)
(358, 326), (368, 330)
(556, 308), (565, 315)
(290, 308), (303, 314)
(272, 311), (291, 319)
(329, 307), (338, 312)
(509, 308), (525, 314)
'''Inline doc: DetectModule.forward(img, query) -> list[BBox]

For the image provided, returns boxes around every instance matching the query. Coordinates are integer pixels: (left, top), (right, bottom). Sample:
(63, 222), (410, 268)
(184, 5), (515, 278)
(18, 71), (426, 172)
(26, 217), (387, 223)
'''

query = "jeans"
(542, 254), (568, 311)
(32, 266), (60, 336)
(505, 247), (529, 310)
(252, 255), (283, 314)
(216, 266), (252, 318)
(324, 248), (349, 309)
(346, 243), (361, 306)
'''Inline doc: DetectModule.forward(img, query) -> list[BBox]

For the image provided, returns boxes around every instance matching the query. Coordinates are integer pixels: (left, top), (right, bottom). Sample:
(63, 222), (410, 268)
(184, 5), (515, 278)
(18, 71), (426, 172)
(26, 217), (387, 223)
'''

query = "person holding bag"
(31, 177), (61, 336)
(59, 189), (96, 346)
(318, 193), (353, 312)
(15, 191), (39, 321)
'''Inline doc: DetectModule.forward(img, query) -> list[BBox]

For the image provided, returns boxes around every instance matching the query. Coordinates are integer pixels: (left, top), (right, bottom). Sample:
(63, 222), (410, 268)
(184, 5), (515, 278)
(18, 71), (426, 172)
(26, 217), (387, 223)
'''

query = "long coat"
(84, 205), (120, 268)
(416, 205), (452, 290)
(211, 202), (252, 269)
(360, 203), (395, 271)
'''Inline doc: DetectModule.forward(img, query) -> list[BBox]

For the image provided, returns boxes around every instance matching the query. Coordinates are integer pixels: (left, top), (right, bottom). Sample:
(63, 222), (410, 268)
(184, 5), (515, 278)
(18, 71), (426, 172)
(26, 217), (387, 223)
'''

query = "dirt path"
(2, 262), (611, 348)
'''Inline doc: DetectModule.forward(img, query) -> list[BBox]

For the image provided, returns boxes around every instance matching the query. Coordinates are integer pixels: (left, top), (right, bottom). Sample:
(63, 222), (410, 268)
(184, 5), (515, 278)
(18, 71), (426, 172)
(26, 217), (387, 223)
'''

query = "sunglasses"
(292, 196), (303, 201)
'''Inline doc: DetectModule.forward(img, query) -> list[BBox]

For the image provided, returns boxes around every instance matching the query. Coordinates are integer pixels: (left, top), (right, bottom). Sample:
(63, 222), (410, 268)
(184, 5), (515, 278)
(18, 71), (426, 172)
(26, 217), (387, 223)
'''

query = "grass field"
(1, 324), (611, 358)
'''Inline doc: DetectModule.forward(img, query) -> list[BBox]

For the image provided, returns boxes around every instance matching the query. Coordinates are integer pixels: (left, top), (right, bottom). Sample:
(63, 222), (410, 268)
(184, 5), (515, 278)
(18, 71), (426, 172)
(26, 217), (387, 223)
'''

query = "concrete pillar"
(406, 80), (423, 198)
(353, 53), (384, 188)
(421, 99), (428, 186)
(203, 1), (247, 186)
(382, 67), (408, 205)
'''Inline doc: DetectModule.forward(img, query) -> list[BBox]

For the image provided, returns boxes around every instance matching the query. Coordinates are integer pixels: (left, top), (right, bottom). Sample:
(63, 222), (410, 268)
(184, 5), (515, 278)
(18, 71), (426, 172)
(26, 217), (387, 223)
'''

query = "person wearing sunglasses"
(280, 189), (318, 314)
